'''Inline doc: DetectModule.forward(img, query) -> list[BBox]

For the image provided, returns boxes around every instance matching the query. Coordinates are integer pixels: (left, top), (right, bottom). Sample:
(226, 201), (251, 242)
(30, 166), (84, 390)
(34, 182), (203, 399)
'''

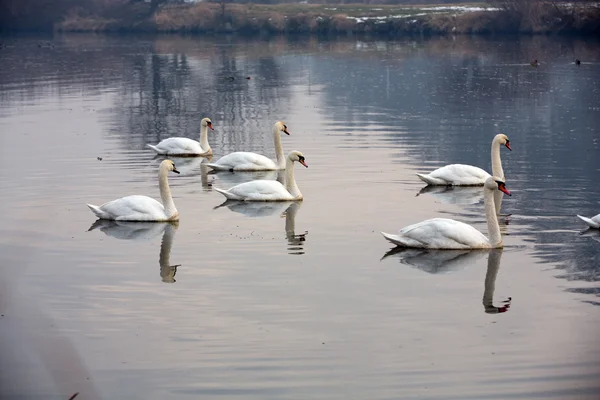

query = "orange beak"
(207, 122), (214, 131)
(283, 128), (290, 135)
(499, 184), (511, 196)
(299, 160), (308, 168)
(505, 142), (511, 151)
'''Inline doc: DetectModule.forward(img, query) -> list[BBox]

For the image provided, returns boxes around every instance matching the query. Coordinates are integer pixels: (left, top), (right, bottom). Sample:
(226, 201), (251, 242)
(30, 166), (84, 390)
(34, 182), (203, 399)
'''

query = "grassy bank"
(7, 1), (600, 35)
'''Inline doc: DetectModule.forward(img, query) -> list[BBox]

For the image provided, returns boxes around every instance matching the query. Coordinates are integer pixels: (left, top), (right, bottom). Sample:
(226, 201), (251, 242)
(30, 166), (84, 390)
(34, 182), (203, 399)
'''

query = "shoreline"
(1, 3), (599, 36)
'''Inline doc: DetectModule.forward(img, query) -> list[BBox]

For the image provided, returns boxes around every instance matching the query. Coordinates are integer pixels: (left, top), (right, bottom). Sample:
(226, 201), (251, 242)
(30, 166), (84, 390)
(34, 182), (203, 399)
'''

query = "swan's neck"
(494, 190), (504, 215)
(484, 187), (502, 247)
(491, 139), (504, 179)
(199, 125), (210, 152)
(159, 167), (178, 218)
(285, 158), (301, 198)
(273, 126), (285, 168)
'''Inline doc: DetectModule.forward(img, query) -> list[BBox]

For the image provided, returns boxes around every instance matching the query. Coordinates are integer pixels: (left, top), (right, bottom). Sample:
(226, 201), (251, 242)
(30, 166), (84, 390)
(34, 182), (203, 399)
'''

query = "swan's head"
(201, 117), (214, 131)
(275, 121), (290, 135)
(288, 150), (308, 168)
(161, 159), (180, 174)
(485, 176), (510, 196)
(495, 133), (511, 151)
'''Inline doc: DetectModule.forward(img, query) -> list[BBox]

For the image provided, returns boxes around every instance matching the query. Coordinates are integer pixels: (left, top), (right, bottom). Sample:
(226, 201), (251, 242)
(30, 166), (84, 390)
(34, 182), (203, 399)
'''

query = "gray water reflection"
(215, 201), (306, 255)
(88, 220), (180, 283)
(1, 33), (600, 399)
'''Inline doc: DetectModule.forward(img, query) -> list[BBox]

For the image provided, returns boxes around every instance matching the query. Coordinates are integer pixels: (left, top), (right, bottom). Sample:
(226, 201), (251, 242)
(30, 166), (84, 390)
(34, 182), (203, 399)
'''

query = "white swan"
(87, 159), (180, 221)
(577, 213), (600, 229)
(147, 117), (214, 156)
(206, 121), (290, 171)
(381, 176), (511, 249)
(416, 134), (511, 186)
(214, 150), (307, 201)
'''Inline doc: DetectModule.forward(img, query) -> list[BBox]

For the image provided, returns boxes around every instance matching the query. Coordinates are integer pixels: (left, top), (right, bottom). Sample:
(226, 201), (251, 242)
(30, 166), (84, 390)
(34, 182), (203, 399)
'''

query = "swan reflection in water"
(579, 228), (600, 243)
(416, 185), (484, 206)
(154, 155), (215, 189)
(87, 220), (180, 283)
(214, 201), (307, 255)
(381, 248), (511, 314)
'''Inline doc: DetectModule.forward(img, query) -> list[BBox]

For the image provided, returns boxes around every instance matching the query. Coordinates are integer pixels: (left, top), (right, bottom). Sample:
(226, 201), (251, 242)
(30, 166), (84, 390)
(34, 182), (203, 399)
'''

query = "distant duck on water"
(530, 59), (539, 67)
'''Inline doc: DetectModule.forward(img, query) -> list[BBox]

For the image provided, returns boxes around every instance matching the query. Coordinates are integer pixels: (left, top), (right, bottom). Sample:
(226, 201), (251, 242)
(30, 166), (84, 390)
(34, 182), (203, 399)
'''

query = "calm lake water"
(0, 33), (599, 399)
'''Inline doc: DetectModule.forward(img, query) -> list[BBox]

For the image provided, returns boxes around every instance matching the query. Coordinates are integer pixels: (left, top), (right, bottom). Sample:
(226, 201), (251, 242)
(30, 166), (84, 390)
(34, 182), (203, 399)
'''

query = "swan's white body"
(214, 150), (307, 201)
(416, 134), (511, 187)
(147, 117), (213, 156)
(207, 121), (289, 171)
(382, 177), (509, 249)
(577, 213), (600, 229)
(87, 160), (180, 222)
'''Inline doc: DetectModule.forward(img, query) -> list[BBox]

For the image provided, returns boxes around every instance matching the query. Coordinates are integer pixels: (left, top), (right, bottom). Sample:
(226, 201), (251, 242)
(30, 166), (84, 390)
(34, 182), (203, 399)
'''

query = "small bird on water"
(530, 59), (539, 67)
(575, 59), (581, 65)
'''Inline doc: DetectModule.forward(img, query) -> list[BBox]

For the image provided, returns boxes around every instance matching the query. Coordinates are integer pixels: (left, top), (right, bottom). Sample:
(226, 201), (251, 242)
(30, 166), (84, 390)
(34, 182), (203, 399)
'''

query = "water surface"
(0, 33), (599, 400)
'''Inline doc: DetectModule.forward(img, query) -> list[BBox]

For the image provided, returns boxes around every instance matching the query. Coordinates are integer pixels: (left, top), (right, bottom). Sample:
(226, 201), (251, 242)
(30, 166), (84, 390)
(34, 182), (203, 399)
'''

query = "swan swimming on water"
(147, 117), (214, 157)
(206, 121), (290, 171)
(86, 159), (180, 222)
(382, 176), (511, 249)
(214, 151), (307, 201)
(416, 134), (511, 187)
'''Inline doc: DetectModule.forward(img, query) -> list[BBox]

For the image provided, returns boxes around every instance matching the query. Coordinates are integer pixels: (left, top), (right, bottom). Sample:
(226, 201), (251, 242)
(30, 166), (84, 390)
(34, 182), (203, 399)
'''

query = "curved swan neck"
(273, 125), (285, 168)
(484, 187), (502, 247)
(491, 137), (504, 179)
(199, 124), (210, 152)
(285, 158), (301, 198)
(159, 166), (177, 218)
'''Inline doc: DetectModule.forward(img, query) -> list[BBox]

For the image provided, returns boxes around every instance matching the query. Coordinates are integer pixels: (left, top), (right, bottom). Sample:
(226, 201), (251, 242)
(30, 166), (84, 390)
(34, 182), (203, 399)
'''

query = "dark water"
(0, 34), (599, 399)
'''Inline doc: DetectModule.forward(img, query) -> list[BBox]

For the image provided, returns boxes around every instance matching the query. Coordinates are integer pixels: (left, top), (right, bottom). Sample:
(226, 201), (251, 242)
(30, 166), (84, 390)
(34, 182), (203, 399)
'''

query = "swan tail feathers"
(214, 188), (242, 201)
(146, 144), (161, 153)
(577, 215), (600, 229)
(381, 232), (415, 247)
(205, 163), (224, 171)
(87, 204), (108, 219)
(416, 173), (445, 186)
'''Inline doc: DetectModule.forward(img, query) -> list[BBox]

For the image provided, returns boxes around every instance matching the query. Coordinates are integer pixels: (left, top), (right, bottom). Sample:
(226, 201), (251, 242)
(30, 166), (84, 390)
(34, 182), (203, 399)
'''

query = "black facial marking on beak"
(172, 165), (180, 174)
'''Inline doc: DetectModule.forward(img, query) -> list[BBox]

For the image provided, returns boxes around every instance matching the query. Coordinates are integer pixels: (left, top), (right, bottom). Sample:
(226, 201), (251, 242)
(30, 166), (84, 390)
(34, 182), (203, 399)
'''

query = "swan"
(214, 150), (307, 201)
(87, 159), (180, 221)
(381, 176), (511, 249)
(577, 213), (600, 229)
(416, 134), (511, 187)
(146, 117), (214, 156)
(206, 121), (290, 171)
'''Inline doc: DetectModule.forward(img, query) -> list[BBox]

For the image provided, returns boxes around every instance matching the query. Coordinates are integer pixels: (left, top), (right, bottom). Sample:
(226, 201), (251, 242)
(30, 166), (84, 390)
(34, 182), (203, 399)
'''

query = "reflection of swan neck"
(273, 125), (285, 168)
(159, 164), (177, 218)
(159, 223), (178, 283)
(285, 158), (301, 198)
(483, 249), (504, 313)
(199, 124), (210, 153)
(484, 186), (501, 247)
(285, 204), (298, 236)
(491, 137), (504, 180)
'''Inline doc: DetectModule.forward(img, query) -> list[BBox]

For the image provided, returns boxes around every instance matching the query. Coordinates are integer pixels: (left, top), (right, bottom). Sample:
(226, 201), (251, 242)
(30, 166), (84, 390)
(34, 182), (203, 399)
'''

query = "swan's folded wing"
(99, 195), (164, 219)
(229, 180), (290, 201)
(430, 164), (490, 185)
(212, 152), (276, 170)
(397, 218), (489, 249)
(157, 137), (199, 153)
